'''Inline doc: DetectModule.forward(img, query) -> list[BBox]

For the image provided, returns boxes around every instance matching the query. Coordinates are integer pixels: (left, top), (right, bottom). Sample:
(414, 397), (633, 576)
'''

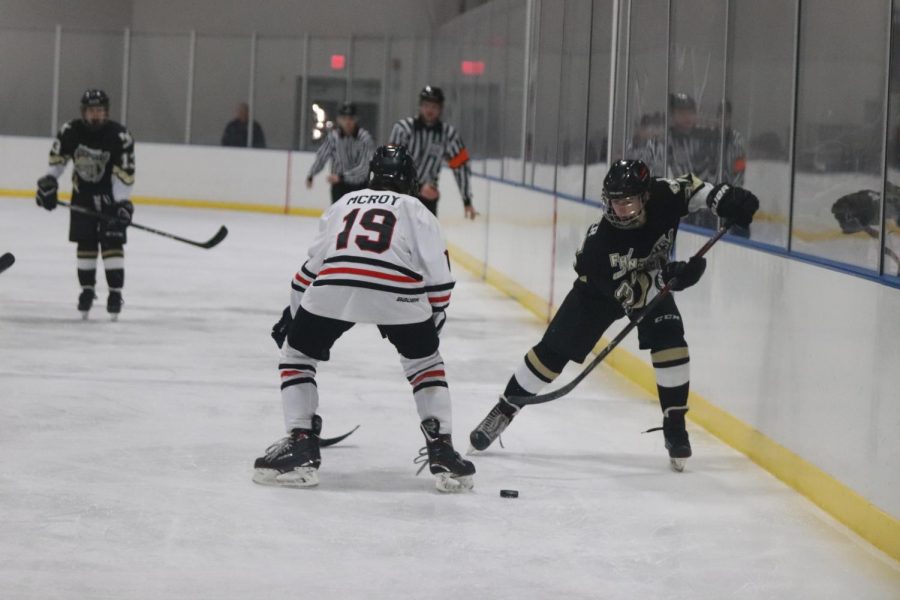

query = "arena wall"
(1, 135), (897, 560)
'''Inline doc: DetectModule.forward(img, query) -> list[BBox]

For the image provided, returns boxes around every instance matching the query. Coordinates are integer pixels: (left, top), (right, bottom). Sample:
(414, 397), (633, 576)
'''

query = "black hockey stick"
(58, 201), (228, 249)
(0, 252), (15, 274)
(319, 425), (360, 447)
(509, 222), (733, 407)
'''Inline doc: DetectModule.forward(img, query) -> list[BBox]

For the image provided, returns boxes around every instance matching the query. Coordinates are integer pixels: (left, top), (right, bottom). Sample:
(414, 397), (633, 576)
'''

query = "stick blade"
(319, 425), (360, 448)
(0, 252), (15, 274)
(198, 226), (228, 249)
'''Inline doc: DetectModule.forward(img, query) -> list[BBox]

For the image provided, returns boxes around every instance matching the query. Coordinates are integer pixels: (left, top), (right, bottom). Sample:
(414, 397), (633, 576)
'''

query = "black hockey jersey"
(48, 119), (135, 205)
(574, 174), (712, 309)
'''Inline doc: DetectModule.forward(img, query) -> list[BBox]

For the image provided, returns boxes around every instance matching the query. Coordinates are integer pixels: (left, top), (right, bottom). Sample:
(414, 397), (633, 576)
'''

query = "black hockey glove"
(271, 305), (292, 348)
(658, 256), (707, 291)
(708, 184), (759, 227)
(832, 191), (877, 234)
(112, 200), (134, 226)
(99, 200), (134, 243)
(35, 175), (58, 211)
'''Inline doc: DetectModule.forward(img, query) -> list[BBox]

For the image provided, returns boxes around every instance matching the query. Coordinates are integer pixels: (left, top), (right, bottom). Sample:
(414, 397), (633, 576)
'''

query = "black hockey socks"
(102, 245), (125, 290)
(76, 242), (98, 289)
(503, 342), (569, 406)
(651, 345), (690, 422)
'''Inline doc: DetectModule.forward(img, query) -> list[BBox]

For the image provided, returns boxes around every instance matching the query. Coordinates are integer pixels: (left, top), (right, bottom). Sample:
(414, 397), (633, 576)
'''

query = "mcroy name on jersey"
(346, 194), (401, 206)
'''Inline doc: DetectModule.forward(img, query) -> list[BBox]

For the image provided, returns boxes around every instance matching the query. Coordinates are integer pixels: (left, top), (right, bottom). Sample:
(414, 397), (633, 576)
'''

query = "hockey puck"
(500, 489), (519, 498)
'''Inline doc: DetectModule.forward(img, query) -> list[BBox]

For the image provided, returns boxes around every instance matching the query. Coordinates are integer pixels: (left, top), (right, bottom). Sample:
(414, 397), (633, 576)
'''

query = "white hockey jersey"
(290, 188), (454, 325)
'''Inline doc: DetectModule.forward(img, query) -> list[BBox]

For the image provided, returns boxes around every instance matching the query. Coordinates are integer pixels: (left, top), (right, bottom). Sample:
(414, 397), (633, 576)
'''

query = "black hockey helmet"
(369, 145), (419, 196)
(601, 159), (651, 229)
(338, 101), (358, 117)
(419, 85), (445, 105)
(80, 89), (110, 130)
(669, 92), (696, 112)
(81, 89), (110, 110)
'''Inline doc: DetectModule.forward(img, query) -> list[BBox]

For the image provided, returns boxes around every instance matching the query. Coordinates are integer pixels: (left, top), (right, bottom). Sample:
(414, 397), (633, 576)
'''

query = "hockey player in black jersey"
(469, 159), (759, 471)
(35, 89), (135, 320)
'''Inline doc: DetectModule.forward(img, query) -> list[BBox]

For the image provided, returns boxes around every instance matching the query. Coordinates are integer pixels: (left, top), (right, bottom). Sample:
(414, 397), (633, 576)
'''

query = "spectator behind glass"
(715, 100), (750, 237)
(222, 102), (266, 149)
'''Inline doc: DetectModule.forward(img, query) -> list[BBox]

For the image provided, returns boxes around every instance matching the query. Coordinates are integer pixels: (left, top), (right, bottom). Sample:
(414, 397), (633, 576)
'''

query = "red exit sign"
(461, 60), (485, 76)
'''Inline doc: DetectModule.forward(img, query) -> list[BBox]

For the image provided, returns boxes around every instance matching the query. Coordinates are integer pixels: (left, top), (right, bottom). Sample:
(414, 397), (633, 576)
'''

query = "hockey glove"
(112, 200), (134, 226)
(832, 191), (877, 234)
(99, 200), (134, 243)
(708, 184), (759, 227)
(432, 310), (447, 336)
(36, 175), (58, 211)
(271, 305), (292, 348)
(658, 256), (707, 291)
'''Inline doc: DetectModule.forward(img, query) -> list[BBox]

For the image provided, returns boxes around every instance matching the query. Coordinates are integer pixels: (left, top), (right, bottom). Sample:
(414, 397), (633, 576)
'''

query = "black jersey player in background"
(389, 86), (477, 219)
(469, 160), (758, 471)
(35, 89), (136, 320)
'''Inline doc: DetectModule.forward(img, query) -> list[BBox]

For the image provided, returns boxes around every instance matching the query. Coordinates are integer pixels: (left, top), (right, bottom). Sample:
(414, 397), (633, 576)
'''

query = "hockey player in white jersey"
(253, 145), (475, 492)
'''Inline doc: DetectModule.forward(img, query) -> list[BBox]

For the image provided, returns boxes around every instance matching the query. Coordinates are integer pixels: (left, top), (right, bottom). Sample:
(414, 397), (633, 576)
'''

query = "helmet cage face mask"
(80, 90), (109, 130)
(600, 191), (647, 229)
(81, 105), (108, 130)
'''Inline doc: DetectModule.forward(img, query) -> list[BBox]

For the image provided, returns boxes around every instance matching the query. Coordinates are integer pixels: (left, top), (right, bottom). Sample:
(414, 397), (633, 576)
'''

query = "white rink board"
(0, 135), (331, 210)
(2, 134), (898, 522)
(438, 170), (900, 522)
(1, 202), (899, 599)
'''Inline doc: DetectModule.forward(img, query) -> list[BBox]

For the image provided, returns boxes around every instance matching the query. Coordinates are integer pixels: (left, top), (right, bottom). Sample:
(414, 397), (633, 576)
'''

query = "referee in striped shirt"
(389, 86), (477, 219)
(306, 102), (375, 204)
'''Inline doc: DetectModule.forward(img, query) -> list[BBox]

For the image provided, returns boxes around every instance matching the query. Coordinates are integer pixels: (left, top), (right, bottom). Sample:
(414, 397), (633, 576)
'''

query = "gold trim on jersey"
(113, 165), (135, 185)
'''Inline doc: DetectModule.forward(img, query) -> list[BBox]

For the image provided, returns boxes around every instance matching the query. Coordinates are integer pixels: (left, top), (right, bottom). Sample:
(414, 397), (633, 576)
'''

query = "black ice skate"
(468, 396), (521, 453)
(416, 418), (475, 493)
(252, 427), (321, 488)
(107, 290), (123, 321)
(646, 416), (692, 472)
(78, 287), (96, 319)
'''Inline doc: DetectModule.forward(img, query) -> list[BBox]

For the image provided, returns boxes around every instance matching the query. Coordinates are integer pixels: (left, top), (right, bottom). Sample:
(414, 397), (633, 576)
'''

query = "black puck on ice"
(500, 489), (519, 498)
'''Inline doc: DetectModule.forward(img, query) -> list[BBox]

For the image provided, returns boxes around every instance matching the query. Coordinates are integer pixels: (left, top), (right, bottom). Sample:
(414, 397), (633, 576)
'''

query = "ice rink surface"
(1, 200), (899, 600)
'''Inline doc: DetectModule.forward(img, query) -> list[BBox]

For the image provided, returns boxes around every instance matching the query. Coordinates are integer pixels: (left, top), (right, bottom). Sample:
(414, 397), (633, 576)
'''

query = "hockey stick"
(58, 201), (228, 249)
(319, 425), (360, 448)
(0, 252), (15, 274)
(509, 222), (733, 407)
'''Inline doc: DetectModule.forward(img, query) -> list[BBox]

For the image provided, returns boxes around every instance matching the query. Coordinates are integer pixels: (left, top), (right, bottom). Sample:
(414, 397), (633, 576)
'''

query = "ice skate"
(252, 427), (321, 488)
(468, 396), (520, 453)
(663, 417), (691, 472)
(78, 287), (96, 320)
(107, 290), (122, 321)
(416, 418), (475, 493)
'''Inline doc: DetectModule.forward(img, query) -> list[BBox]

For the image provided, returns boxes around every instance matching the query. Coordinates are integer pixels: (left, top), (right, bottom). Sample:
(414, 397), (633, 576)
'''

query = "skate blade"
(109, 313), (119, 322)
(252, 467), (319, 488)
(80, 311), (90, 320)
(466, 444), (481, 456)
(670, 457), (687, 472)
(434, 473), (474, 493)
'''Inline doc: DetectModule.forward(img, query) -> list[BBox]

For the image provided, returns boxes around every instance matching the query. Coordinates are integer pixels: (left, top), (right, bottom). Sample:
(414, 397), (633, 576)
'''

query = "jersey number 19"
(336, 208), (397, 253)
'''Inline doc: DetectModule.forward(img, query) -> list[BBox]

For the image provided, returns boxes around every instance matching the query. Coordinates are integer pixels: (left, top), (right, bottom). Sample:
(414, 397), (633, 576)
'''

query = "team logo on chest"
(608, 229), (675, 280)
(73, 144), (111, 183)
